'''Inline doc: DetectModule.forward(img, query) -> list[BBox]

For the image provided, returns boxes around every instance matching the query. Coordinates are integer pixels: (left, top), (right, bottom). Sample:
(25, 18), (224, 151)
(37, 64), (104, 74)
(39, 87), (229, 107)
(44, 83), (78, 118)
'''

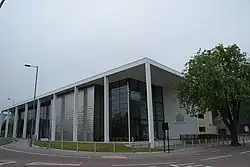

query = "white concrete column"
(51, 94), (56, 141)
(127, 82), (131, 143)
(145, 62), (155, 148)
(22, 103), (28, 138)
(12, 107), (18, 138)
(104, 76), (109, 142)
(35, 99), (41, 139)
(73, 87), (78, 142)
(4, 109), (10, 137)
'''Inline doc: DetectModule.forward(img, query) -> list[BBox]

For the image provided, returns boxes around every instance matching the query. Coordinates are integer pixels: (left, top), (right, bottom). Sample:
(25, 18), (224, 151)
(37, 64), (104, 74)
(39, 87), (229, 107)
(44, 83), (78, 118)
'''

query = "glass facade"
(152, 85), (164, 140)
(94, 85), (104, 141)
(0, 110), (15, 137)
(17, 110), (24, 138)
(109, 78), (164, 141)
(109, 80), (129, 141)
(39, 104), (51, 139)
(26, 108), (36, 138)
(129, 79), (148, 141)
(55, 93), (74, 141)
(7, 110), (15, 137)
(9, 78), (164, 142)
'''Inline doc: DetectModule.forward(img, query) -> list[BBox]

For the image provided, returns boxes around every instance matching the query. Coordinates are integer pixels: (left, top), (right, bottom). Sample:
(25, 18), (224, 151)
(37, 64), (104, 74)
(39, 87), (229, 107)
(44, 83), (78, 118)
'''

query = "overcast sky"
(1, 0), (249, 109)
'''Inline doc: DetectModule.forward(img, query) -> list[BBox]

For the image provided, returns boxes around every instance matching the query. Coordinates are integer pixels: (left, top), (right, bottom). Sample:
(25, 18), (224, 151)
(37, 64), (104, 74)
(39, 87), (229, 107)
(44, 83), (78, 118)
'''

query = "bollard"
(113, 143), (116, 153)
(199, 139), (201, 146)
(216, 137), (219, 145)
(93, 143), (97, 152)
(174, 143), (177, 150)
(243, 137), (245, 145)
(77, 141), (79, 152)
(132, 137), (135, 153)
(205, 139), (208, 145)
(61, 140), (63, 150)
(148, 143), (151, 153)
(48, 140), (51, 149)
(191, 140), (194, 148)
(184, 140), (186, 150)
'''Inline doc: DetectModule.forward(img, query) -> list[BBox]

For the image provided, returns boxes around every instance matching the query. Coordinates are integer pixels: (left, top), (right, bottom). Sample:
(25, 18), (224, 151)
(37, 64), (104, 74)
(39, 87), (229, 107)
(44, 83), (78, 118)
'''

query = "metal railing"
(35, 134), (250, 153)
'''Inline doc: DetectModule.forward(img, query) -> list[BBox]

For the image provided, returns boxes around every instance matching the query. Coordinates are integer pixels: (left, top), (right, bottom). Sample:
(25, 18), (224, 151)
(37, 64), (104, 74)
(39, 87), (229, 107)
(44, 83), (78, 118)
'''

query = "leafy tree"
(177, 44), (250, 146)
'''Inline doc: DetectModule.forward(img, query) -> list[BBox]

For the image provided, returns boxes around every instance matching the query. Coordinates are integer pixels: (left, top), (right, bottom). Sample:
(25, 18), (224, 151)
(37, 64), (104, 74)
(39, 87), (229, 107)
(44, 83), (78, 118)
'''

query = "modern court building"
(1, 58), (217, 147)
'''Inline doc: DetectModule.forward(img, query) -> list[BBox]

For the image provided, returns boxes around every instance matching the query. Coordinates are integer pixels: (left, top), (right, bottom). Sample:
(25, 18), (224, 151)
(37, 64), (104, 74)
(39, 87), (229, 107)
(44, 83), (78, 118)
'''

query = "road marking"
(200, 155), (232, 161)
(171, 164), (211, 167)
(1, 146), (90, 159)
(170, 163), (195, 167)
(211, 150), (218, 153)
(178, 163), (195, 166)
(26, 162), (81, 166)
(102, 156), (127, 159)
(112, 162), (176, 166)
(0, 160), (16, 166)
(240, 150), (250, 155)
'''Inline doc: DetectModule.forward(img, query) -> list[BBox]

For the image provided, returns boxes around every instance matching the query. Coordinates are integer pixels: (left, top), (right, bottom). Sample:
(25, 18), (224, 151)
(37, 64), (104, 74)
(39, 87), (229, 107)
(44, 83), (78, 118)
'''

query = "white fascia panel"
(3, 58), (147, 110)
(3, 58), (183, 111)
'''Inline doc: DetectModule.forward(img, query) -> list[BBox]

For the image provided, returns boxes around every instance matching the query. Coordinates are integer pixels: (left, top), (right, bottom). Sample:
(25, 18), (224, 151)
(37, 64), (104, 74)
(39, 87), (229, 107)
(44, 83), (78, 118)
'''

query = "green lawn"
(34, 141), (165, 152)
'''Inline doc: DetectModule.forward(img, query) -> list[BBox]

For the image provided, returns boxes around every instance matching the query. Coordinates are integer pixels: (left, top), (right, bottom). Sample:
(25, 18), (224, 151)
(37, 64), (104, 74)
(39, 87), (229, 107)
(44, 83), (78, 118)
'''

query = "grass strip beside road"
(34, 141), (164, 152)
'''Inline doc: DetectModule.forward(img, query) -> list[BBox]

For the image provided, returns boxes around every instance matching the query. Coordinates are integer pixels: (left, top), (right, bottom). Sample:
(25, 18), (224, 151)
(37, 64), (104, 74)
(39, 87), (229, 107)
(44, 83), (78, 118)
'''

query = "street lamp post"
(25, 64), (39, 147)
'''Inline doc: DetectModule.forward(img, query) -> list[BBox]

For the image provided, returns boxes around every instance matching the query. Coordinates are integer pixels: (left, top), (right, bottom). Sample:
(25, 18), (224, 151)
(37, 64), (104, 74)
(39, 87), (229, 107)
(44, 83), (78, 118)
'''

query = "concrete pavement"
(2, 139), (233, 159)
(0, 140), (250, 166)
(1, 139), (214, 159)
(0, 137), (13, 146)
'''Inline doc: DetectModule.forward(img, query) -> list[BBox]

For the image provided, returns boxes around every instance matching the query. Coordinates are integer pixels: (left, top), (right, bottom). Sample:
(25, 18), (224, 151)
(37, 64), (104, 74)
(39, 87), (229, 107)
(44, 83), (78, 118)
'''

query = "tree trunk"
(229, 124), (241, 146)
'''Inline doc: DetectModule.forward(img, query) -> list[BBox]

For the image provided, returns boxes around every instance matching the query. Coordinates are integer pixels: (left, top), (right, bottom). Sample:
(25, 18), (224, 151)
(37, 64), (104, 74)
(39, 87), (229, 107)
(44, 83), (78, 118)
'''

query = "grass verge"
(34, 140), (164, 152)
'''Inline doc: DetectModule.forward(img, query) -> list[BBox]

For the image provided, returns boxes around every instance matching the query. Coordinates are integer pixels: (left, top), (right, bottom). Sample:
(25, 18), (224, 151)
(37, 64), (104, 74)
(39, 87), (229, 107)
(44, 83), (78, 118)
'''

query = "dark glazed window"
(109, 78), (164, 141)
(94, 85), (104, 141)
(199, 127), (206, 132)
(129, 79), (164, 141)
(109, 79), (128, 141)
(152, 85), (164, 140)
(39, 105), (51, 139)
(17, 110), (24, 138)
(198, 114), (204, 119)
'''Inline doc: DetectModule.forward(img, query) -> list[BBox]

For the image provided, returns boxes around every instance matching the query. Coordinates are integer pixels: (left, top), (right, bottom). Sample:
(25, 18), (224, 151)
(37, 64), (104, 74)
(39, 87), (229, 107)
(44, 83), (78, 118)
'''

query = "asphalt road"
(0, 143), (250, 166)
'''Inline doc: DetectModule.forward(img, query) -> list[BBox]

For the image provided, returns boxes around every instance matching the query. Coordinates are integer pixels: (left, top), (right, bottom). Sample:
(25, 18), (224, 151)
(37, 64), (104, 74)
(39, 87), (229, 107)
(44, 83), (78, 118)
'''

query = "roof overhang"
(2, 57), (183, 111)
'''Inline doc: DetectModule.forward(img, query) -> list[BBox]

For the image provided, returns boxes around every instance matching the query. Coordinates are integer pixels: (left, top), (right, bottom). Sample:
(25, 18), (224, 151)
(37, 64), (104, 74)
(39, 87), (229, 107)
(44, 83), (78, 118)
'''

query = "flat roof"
(2, 57), (182, 111)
